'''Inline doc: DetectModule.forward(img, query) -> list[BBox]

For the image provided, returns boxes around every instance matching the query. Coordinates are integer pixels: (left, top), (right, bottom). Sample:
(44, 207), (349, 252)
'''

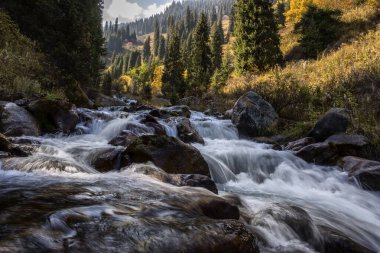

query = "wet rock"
(140, 114), (166, 136)
(176, 117), (204, 144)
(124, 135), (210, 176)
(0, 133), (10, 152)
(171, 174), (218, 194)
(338, 156), (380, 191)
(0, 102), (40, 136)
(109, 131), (138, 147)
(224, 109), (233, 119)
(308, 108), (351, 142)
(28, 99), (79, 134)
(231, 91), (279, 137)
(93, 148), (127, 173)
(296, 134), (374, 165)
(198, 198), (240, 220)
(178, 96), (201, 108)
(325, 134), (376, 160)
(295, 142), (339, 165)
(87, 89), (127, 107)
(157, 105), (192, 118)
(284, 137), (315, 152)
(129, 164), (217, 193)
(322, 229), (375, 253)
(251, 203), (321, 249)
(253, 137), (282, 150)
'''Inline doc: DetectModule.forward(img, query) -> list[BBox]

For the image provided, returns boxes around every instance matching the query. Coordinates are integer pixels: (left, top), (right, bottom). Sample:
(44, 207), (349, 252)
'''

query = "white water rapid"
(0, 106), (379, 253)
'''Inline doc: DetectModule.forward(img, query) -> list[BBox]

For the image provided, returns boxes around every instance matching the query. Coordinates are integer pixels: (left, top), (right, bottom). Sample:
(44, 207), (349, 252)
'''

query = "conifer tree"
(153, 20), (160, 57)
(143, 36), (151, 62)
(158, 35), (166, 60)
(190, 12), (211, 93)
(234, 0), (282, 73)
(163, 23), (184, 103)
(210, 21), (224, 72)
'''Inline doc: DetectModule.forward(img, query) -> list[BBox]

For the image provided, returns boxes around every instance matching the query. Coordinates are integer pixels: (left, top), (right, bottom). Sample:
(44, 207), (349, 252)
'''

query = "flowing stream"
(0, 106), (379, 253)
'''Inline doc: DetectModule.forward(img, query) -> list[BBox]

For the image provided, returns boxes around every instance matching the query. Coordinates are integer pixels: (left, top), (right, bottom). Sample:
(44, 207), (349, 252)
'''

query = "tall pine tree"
(210, 20), (224, 72)
(153, 20), (160, 57)
(234, 0), (282, 73)
(190, 12), (211, 94)
(143, 35), (151, 62)
(162, 23), (185, 103)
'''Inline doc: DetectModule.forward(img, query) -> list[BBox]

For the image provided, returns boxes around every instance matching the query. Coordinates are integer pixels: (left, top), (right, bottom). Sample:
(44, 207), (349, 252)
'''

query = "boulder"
(253, 137), (282, 150)
(325, 134), (376, 160)
(224, 109), (233, 119)
(197, 198), (240, 220)
(129, 164), (217, 194)
(339, 156), (380, 191)
(322, 229), (375, 253)
(123, 135), (210, 176)
(284, 137), (315, 152)
(0, 133), (10, 152)
(296, 134), (374, 165)
(87, 89), (127, 107)
(28, 99), (79, 134)
(152, 105), (192, 119)
(109, 131), (138, 147)
(231, 91), (279, 137)
(176, 117), (204, 144)
(0, 102), (40, 136)
(251, 203), (321, 249)
(139, 114), (166, 136)
(308, 108), (351, 142)
(92, 148), (128, 173)
(0, 133), (29, 157)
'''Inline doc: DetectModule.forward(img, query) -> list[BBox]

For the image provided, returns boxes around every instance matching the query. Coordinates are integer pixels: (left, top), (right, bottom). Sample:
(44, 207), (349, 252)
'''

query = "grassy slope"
(218, 3), (380, 146)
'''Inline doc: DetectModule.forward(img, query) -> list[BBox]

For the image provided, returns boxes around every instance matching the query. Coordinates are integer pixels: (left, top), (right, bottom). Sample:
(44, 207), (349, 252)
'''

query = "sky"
(103, 0), (174, 23)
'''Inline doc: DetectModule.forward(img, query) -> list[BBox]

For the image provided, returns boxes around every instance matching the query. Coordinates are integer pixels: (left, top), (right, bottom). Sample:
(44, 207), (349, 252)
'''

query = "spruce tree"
(162, 23), (184, 103)
(190, 12), (211, 94)
(210, 21), (224, 72)
(234, 0), (282, 73)
(143, 35), (151, 62)
(153, 20), (160, 57)
(158, 35), (166, 60)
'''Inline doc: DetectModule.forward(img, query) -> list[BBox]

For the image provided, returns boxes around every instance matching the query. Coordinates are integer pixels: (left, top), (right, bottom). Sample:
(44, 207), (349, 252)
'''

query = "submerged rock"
(129, 164), (217, 194)
(124, 135), (210, 176)
(28, 99), (79, 134)
(308, 108), (351, 142)
(231, 91), (279, 137)
(92, 148), (128, 173)
(322, 229), (376, 253)
(339, 156), (380, 191)
(0, 102), (40, 136)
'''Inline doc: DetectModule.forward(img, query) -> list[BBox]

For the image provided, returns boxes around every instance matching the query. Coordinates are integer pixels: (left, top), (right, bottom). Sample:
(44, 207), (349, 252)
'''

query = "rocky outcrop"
(339, 156), (380, 191)
(231, 91), (279, 137)
(176, 117), (204, 144)
(123, 135), (210, 176)
(0, 102), (40, 136)
(295, 134), (375, 165)
(308, 108), (351, 142)
(28, 99), (79, 134)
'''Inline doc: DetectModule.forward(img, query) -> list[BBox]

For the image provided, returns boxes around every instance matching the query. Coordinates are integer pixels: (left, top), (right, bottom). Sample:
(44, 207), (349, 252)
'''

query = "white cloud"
(104, 0), (173, 23)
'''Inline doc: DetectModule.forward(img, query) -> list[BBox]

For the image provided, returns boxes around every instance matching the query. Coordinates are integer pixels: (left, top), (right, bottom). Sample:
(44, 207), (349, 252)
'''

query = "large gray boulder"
(28, 99), (79, 134)
(123, 135), (210, 176)
(0, 102), (40, 136)
(231, 91), (279, 137)
(308, 108), (351, 141)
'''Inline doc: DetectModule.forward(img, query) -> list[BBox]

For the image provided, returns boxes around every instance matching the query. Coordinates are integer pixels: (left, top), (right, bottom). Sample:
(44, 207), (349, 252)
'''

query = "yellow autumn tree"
(118, 75), (132, 93)
(151, 65), (164, 96)
(313, 0), (355, 10)
(286, 0), (312, 23)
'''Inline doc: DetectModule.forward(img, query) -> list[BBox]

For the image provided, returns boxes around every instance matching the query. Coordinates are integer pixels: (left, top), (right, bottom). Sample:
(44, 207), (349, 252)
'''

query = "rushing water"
(0, 106), (379, 252)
